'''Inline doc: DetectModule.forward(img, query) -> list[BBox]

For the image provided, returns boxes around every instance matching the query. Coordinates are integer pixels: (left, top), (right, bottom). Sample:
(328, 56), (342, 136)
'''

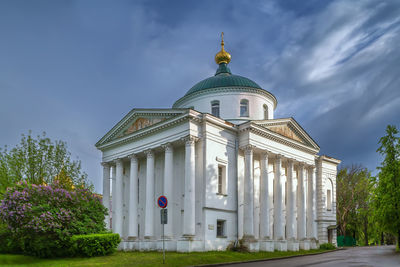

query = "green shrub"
(70, 233), (121, 257)
(319, 243), (336, 250)
(0, 181), (107, 257)
(0, 225), (20, 254)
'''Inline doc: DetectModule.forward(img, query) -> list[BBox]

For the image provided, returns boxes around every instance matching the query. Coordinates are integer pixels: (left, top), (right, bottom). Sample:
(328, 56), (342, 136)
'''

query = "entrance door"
(328, 229), (332, 243)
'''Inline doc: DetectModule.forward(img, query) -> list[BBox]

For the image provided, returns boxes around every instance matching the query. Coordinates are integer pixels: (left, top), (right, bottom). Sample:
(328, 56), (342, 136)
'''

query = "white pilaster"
(259, 152), (270, 239)
(307, 165), (315, 240)
(102, 162), (111, 229)
(144, 150), (155, 238)
(183, 136), (196, 237)
(128, 154), (138, 239)
(243, 145), (254, 239)
(273, 155), (284, 240)
(286, 159), (295, 240)
(297, 163), (306, 241)
(163, 143), (174, 238)
(114, 158), (124, 236)
(111, 165), (116, 229)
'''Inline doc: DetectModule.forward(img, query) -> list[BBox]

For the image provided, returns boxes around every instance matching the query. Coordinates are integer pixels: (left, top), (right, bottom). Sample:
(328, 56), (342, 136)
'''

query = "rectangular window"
(217, 165), (226, 194)
(216, 220), (226, 237)
(327, 189), (332, 211)
(240, 99), (249, 117)
(211, 101), (220, 117)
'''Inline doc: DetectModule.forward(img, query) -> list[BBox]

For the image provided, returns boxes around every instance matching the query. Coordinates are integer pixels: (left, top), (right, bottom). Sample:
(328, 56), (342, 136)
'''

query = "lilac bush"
(0, 181), (107, 257)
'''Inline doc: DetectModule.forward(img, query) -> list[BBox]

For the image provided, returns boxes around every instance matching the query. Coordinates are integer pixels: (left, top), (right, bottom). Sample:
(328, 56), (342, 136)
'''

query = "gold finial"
(215, 32), (231, 65)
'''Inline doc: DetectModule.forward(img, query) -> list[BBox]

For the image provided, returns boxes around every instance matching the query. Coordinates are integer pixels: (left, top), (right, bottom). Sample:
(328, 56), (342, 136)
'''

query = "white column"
(307, 165), (315, 239)
(260, 152), (270, 239)
(273, 155), (284, 240)
(144, 150), (155, 238)
(128, 154), (138, 238)
(183, 136), (196, 236)
(102, 162), (111, 229)
(113, 158), (124, 236)
(286, 159), (295, 240)
(243, 145), (254, 238)
(111, 165), (116, 229)
(163, 143), (174, 238)
(297, 163), (306, 240)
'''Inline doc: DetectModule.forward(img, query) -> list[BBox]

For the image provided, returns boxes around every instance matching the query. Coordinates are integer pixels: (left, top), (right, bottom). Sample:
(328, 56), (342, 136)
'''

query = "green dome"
(184, 63), (262, 96)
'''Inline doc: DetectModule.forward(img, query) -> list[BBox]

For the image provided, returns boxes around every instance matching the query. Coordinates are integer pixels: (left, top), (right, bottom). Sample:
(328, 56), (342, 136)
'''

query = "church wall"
(175, 91), (275, 122)
(316, 158), (338, 245)
(204, 209), (237, 250)
(201, 121), (238, 247)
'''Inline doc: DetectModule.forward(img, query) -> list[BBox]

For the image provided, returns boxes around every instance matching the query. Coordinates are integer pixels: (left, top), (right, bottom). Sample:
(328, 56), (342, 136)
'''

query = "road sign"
(160, 209), (168, 224)
(157, 195), (168, 208)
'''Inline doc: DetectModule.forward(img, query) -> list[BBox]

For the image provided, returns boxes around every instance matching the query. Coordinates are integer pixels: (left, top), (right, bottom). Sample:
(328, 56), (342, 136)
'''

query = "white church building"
(96, 35), (340, 252)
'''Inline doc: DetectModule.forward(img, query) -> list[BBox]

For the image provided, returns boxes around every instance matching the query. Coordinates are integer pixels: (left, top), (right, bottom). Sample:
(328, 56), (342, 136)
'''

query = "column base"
(299, 239), (310, 250)
(274, 240), (287, 251)
(259, 240), (274, 252)
(287, 240), (299, 251)
(177, 236), (203, 252)
(310, 238), (318, 249)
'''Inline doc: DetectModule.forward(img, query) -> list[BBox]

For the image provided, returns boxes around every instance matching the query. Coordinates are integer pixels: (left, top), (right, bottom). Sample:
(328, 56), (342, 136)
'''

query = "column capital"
(308, 164), (316, 170)
(181, 135), (199, 145)
(275, 154), (284, 160)
(162, 143), (173, 152)
(128, 154), (137, 162)
(113, 158), (123, 165)
(241, 144), (256, 154)
(101, 162), (110, 168)
(299, 161), (307, 168)
(144, 149), (154, 158)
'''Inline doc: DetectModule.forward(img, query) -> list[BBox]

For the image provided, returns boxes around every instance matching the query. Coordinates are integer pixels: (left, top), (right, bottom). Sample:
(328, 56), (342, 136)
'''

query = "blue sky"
(1, 0), (399, 192)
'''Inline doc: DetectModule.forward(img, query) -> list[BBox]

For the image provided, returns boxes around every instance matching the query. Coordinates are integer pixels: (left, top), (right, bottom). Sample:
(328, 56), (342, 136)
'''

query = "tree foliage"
(0, 131), (92, 195)
(374, 125), (400, 249)
(336, 165), (373, 245)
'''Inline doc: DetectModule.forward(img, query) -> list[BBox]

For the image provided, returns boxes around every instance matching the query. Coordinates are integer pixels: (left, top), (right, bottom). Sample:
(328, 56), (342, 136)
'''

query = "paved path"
(222, 246), (400, 267)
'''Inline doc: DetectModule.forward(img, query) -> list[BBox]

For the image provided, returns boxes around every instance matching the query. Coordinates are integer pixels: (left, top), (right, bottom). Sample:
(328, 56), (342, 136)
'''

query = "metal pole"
(162, 210), (165, 264)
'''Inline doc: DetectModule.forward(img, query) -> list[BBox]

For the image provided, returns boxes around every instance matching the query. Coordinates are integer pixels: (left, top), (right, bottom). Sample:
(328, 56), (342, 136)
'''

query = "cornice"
(173, 87), (278, 110)
(240, 124), (319, 154)
(96, 114), (191, 150)
(95, 109), (189, 147)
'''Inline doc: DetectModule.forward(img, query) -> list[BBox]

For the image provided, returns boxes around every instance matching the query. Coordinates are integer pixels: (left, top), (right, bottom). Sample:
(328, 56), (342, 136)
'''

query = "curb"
(194, 248), (344, 267)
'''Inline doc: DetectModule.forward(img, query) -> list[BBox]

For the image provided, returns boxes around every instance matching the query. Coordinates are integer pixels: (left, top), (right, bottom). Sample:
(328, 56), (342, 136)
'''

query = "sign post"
(157, 196), (168, 264)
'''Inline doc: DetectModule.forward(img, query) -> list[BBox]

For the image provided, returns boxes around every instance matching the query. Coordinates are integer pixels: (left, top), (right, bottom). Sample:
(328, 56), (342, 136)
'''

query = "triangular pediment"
(96, 109), (189, 147)
(254, 118), (319, 150)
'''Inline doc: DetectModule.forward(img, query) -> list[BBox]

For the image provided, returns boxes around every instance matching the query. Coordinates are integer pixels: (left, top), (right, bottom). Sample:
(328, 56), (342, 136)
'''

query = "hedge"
(70, 233), (121, 257)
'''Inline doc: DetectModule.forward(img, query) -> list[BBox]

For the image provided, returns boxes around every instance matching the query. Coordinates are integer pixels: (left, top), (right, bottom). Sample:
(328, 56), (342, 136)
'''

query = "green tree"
(374, 125), (400, 250)
(337, 165), (373, 245)
(0, 131), (92, 196)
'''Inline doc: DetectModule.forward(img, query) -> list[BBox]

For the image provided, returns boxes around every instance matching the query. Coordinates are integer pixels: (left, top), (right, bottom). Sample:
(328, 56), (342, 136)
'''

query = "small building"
(96, 35), (340, 252)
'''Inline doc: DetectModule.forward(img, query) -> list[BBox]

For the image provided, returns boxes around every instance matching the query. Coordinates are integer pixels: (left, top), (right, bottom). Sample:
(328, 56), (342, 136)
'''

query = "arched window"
(211, 100), (220, 117)
(240, 99), (249, 117)
(263, 104), (268, 120)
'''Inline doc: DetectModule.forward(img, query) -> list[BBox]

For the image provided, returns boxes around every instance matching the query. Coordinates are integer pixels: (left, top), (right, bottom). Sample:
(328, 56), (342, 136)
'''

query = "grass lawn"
(0, 249), (334, 267)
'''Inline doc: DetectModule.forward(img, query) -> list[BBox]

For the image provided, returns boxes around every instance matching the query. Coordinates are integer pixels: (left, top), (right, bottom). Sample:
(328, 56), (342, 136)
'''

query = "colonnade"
(101, 135), (198, 241)
(242, 145), (317, 250)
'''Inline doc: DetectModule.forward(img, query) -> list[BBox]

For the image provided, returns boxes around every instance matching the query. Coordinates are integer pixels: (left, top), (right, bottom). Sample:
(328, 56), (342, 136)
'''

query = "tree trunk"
(381, 232), (384, 245)
(397, 230), (400, 250)
(364, 218), (369, 246)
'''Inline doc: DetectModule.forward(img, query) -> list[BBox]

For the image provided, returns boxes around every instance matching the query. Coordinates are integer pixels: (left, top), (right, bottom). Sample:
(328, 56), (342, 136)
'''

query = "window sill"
(216, 193), (228, 197)
(217, 235), (227, 239)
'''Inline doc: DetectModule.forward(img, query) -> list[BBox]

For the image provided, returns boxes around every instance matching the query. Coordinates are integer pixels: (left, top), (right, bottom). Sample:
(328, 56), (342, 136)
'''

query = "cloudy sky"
(1, 0), (399, 192)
